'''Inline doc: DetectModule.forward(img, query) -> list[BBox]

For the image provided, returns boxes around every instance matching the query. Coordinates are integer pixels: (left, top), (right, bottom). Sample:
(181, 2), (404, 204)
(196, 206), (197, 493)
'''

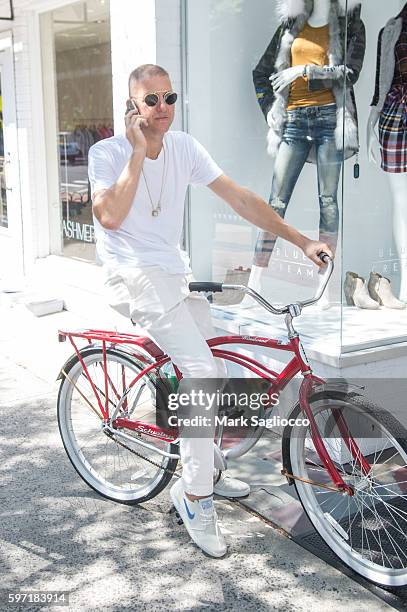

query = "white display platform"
(212, 302), (407, 364)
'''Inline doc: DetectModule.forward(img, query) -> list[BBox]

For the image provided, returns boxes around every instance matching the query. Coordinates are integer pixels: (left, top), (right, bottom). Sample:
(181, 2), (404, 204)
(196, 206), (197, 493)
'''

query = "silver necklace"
(142, 142), (166, 217)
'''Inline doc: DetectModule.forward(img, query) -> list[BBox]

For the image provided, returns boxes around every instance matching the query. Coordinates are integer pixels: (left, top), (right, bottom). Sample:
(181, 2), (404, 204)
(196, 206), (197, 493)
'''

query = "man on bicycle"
(88, 64), (332, 558)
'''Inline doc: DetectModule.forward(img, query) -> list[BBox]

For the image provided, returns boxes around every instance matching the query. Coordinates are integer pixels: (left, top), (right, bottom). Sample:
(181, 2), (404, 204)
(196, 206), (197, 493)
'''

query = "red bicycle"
(57, 257), (407, 587)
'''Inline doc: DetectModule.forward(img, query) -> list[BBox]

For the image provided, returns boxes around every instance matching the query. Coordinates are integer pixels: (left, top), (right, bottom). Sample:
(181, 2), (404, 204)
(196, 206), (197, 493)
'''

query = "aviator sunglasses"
(134, 91), (178, 108)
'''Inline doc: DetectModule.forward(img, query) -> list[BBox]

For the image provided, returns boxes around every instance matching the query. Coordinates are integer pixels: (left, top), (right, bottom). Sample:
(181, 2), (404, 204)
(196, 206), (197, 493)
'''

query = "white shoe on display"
(170, 478), (227, 558)
(368, 272), (406, 310)
(213, 472), (250, 498)
(344, 272), (379, 310)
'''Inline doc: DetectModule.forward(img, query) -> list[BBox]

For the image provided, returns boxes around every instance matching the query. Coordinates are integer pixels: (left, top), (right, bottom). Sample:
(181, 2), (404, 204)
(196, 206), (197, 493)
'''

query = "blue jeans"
(254, 103), (342, 267)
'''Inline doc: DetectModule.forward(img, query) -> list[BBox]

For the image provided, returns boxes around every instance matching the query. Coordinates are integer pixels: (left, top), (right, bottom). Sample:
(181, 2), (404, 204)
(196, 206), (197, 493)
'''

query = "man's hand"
(269, 66), (304, 93)
(92, 111), (148, 230)
(125, 108), (148, 153)
(302, 240), (333, 267)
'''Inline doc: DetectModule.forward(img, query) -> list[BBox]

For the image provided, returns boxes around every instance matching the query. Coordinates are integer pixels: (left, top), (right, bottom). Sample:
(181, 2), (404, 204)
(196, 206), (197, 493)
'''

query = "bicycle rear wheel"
(57, 347), (179, 504)
(286, 390), (407, 587)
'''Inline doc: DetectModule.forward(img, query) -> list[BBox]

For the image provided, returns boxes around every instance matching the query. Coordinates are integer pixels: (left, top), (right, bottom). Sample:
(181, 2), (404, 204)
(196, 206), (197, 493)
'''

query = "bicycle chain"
(104, 429), (181, 477)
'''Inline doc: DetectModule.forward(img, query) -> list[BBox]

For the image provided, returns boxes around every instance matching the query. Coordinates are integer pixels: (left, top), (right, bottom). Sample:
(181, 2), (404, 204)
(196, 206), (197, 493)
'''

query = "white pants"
(104, 265), (227, 496)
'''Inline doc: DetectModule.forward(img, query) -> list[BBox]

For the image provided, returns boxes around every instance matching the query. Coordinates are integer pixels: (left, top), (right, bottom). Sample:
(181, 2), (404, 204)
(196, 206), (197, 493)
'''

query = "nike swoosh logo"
(183, 498), (195, 520)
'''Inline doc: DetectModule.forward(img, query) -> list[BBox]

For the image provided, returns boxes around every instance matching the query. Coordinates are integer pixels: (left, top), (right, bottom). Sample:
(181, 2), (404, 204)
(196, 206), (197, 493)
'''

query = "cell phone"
(126, 99), (139, 115)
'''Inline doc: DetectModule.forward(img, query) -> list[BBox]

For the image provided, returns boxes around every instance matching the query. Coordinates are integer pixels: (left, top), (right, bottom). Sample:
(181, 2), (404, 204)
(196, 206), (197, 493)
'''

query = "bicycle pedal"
(169, 506), (183, 524)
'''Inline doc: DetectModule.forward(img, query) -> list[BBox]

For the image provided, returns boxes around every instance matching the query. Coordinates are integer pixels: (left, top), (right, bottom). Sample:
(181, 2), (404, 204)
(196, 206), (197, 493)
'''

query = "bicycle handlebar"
(189, 282), (224, 293)
(189, 253), (334, 317)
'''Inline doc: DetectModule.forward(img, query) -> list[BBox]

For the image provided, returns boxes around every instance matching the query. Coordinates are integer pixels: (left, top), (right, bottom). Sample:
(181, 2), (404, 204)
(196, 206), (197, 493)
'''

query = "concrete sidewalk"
(0, 297), (394, 611)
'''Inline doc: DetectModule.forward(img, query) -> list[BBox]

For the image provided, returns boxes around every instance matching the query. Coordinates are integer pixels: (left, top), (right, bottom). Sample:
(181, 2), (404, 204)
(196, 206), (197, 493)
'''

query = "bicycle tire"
(57, 346), (179, 505)
(284, 389), (407, 587)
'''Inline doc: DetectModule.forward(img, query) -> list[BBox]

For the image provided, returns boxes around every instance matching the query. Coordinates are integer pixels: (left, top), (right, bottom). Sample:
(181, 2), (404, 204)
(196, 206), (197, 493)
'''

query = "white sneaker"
(213, 472), (250, 498)
(170, 478), (227, 558)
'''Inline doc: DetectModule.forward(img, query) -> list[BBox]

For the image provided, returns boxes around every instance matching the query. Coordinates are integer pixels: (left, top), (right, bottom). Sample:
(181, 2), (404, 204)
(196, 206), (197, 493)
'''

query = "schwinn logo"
(241, 336), (269, 343)
(136, 424), (174, 441)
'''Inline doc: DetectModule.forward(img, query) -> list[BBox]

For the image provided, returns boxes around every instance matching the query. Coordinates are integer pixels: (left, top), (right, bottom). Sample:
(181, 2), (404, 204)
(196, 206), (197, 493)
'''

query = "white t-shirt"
(88, 131), (223, 274)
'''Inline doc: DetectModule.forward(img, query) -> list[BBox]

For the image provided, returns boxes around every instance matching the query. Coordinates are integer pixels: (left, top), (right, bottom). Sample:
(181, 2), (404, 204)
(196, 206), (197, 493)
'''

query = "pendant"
(152, 204), (161, 217)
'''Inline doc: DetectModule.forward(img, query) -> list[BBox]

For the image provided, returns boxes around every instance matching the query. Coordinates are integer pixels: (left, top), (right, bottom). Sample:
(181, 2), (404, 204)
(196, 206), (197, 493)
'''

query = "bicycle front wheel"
(57, 347), (179, 505)
(286, 390), (407, 587)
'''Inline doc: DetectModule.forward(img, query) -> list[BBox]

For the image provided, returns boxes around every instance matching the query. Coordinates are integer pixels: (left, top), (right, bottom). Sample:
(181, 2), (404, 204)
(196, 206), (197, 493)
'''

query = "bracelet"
(302, 65), (308, 79)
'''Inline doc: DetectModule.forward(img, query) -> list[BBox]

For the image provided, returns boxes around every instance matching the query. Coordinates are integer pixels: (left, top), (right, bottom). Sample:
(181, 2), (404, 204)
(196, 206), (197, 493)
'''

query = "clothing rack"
(69, 117), (112, 124)
(61, 119), (113, 132)
(60, 124), (114, 159)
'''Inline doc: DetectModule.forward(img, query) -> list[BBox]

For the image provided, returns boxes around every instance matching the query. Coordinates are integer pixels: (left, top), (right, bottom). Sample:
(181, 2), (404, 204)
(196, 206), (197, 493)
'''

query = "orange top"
(287, 23), (335, 110)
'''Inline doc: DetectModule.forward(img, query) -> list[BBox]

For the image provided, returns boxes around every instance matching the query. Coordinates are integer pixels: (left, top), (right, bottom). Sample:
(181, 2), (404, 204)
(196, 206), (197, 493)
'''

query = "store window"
(185, 1), (407, 355)
(185, 0), (351, 355)
(51, 0), (112, 261)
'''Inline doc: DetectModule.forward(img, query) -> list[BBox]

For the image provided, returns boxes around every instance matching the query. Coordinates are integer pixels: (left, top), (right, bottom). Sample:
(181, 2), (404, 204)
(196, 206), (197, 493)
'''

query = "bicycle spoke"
(367, 502), (407, 567)
(374, 464), (407, 480)
(369, 488), (407, 520)
(347, 495), (353, 551)
(374, 479), (407, 487)
(360, 490), (365, 559)
(366, 498), (407, 559)
(75, 429), (102, 453)
(359, 489), (407, 551)
(373, 449), (401, 472)
(355, 493), (378, 565)
(370, 494), (394, 569)
(355, 492), (399, 567)
(344, 496), (364, 537)
(366, 491), (407, 533)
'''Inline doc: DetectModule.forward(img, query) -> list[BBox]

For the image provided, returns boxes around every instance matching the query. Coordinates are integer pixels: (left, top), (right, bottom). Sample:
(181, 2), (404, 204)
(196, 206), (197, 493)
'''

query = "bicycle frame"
(58, 328), (368, 495)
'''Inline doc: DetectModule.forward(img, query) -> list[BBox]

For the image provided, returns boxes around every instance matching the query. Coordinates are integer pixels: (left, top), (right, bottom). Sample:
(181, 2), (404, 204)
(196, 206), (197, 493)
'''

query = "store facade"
(0, 0), (182, 271)
(2, 0), (407, 366)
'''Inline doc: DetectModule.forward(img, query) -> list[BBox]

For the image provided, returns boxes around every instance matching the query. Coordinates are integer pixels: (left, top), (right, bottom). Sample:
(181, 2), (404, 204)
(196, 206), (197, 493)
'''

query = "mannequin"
(270, 0), (333, 94)
(368, 3), (407, 301)
(245, 0), (365, 308)
(308, 0), (331, 27)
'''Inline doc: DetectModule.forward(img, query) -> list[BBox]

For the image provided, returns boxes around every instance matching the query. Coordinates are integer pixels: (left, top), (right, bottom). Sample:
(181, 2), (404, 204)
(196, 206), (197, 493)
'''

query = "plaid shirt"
(372, 11), (407, 107)
(392, 18), (407, 88)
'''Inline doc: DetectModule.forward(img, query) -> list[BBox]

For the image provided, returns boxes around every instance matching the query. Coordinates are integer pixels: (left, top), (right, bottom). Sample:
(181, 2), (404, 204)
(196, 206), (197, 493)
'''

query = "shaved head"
(128, 64), (169, 94)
